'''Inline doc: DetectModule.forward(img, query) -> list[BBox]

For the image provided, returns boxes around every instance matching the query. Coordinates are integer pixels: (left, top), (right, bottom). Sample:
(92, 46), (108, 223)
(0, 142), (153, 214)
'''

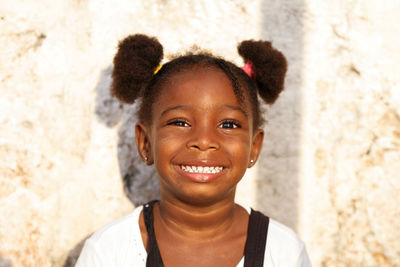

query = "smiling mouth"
(180, 165), (224, 174)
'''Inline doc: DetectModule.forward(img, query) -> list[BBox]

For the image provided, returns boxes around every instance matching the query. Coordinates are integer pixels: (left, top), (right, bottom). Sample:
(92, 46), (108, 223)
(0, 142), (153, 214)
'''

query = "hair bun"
(238, 40), (287, 104)
(111, 34), (163, 104)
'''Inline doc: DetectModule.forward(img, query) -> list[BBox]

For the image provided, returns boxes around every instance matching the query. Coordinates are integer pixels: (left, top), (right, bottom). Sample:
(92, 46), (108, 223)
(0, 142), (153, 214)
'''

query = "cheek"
(224, 136), (252, 162)
(151, 131), (183, 165)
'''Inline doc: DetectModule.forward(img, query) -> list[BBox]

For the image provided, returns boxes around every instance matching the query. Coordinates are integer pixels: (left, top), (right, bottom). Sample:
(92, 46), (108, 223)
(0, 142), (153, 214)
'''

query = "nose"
(186, 125), (219, 151)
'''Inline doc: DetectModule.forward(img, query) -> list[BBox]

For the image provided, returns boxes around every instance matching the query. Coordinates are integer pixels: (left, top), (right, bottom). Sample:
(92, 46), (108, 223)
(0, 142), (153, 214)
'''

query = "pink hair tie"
(242, 61), (255, 78)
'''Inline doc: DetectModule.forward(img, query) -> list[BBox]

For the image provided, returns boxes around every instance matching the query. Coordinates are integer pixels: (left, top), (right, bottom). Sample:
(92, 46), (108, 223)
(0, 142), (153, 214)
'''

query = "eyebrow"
(159, 104), (248, 118)
(221, 105), (248, 118)
(160, 105), (187, 118)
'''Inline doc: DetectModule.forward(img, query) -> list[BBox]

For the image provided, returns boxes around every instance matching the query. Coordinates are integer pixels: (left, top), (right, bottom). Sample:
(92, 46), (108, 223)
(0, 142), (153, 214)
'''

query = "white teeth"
(181, 165), (223, 174)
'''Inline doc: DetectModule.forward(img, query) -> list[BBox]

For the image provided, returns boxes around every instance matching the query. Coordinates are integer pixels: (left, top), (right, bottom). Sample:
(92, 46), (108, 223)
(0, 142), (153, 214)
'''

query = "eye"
(167, 119), (190, 127)
(219, 120), (241, 129)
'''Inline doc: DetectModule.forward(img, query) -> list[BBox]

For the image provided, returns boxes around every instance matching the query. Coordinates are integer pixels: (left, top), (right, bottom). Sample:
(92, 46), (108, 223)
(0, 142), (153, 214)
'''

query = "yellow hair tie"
(153, 64), (162, 75)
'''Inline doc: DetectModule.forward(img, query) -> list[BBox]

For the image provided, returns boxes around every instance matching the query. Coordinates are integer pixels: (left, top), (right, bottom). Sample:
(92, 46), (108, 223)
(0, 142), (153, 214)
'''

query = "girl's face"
(136, 67), (264, 205)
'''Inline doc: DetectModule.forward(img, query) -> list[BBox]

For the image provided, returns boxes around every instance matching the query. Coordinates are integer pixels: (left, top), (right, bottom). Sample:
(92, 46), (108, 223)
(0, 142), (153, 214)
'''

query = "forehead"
(154, 66), (248, 110)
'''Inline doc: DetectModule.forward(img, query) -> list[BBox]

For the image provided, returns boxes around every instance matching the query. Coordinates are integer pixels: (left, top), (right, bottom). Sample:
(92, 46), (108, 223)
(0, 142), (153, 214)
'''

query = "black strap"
(143, 200), (164, 267)
(243, 209), (270, 267)
(142, 201), (269, 267)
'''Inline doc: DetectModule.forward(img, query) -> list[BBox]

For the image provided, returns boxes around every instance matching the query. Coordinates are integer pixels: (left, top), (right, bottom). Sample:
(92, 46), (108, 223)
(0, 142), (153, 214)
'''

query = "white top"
(76, 205), (312, 267)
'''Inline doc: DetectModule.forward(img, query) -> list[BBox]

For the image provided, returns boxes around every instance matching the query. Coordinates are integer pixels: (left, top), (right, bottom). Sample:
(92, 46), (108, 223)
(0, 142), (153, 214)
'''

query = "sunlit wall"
(1, 0), (399, 266)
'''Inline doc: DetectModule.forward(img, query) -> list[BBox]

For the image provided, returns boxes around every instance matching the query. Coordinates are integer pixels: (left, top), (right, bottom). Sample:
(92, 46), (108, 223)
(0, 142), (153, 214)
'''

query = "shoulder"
(267, 219), (304, 253)
(242, 205), (311, 266)
(266, 218), (312, 266)
(89, 205), (142, 244)
(75, 206), (146, 267)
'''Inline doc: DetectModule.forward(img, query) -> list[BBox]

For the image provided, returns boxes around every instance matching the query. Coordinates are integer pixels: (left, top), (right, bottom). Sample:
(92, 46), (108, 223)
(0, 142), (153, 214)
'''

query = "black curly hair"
(111, 34), (287, 129)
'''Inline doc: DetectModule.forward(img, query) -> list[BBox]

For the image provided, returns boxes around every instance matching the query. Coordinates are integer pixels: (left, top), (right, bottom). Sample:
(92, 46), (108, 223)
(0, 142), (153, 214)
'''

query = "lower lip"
(175, 165), (225, 183)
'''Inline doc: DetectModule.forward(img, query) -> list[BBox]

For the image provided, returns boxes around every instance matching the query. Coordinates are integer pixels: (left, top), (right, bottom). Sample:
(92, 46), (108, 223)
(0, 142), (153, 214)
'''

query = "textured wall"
(299, 1), (400, 266)
(1, 0), (399, 266)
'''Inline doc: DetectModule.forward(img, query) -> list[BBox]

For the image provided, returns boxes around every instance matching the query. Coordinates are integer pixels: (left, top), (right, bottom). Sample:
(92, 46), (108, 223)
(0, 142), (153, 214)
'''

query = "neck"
(156, 192), (238, 240)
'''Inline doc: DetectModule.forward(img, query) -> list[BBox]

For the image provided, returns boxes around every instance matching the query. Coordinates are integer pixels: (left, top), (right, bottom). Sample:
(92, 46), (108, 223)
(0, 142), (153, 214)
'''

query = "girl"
(76, 34), (311, 266)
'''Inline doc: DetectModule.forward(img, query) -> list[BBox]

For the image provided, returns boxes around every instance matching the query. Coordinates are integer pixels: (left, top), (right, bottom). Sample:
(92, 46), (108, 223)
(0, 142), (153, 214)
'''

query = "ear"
(248, 129), (264, 168)
(135, 122), (153, 165)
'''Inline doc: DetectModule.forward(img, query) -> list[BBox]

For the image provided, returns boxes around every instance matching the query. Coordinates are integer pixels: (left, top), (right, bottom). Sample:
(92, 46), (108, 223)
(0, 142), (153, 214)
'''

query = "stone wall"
(298, 1), (400, 266)
(1, 0), (399, 266)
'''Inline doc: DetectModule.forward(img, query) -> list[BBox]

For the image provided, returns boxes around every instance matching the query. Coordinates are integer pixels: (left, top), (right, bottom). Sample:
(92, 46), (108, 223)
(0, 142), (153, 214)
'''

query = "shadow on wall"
(63, 66), (160, 266)
(93, 66), (160, 206)
(63, 238), (87, 267)
(0, 257), (12, 267)
(256, 0), (304, 229)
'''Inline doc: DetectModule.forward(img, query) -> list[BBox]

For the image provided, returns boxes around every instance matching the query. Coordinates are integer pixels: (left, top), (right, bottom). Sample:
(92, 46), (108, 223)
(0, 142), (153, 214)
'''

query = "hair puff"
(238, 40), (287, 104)
(111, 34), (163, 104)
